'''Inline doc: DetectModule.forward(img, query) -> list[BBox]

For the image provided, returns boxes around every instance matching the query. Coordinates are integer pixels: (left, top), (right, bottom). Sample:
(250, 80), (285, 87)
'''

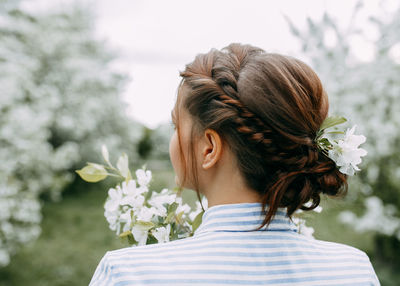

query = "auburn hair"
(173, 43), (347, 229)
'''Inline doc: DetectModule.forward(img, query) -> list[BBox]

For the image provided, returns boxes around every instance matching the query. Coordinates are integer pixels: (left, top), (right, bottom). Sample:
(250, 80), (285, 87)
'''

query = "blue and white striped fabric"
(89, 202), (380, 285)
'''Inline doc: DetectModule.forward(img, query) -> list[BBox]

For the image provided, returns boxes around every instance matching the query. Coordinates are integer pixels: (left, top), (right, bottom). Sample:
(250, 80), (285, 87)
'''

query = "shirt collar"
(194, 202), (298, 236)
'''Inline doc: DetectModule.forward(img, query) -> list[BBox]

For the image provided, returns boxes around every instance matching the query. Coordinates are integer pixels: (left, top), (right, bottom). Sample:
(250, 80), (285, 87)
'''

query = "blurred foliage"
(137, 126), (154, 160)
(0, 180), (125, 286)
(0, 1), (143, 267)
(135, 123), (174, 171)
(286, 0), (400, 275)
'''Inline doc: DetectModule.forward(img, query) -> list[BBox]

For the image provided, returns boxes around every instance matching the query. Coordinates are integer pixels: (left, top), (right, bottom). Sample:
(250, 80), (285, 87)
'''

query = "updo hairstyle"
(174, 43), (347, 228)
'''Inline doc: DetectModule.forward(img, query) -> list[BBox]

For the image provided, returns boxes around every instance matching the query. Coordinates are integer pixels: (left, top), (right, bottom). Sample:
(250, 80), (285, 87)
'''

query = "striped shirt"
(89, 202), (380, 285)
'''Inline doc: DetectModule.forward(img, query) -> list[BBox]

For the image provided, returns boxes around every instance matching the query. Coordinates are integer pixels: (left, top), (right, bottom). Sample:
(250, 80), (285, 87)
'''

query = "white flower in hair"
(327, 125), (368, 176)
(315, 116), (368, 176)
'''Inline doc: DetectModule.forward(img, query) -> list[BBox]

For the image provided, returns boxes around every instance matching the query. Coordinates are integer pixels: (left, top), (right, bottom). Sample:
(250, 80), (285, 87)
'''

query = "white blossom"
(136, 169), (152, 187)
(151, 225), (171, 243)
(303, 201), (323, 213)
(148, 189), (177, 218)
(104, 209), (120, 232)
(136, 207), (157, 222)
(327, 125), (368, 176)
(0, 3), (143, 267)
(292, 216), (315, 239)
(119, 210), (133, 233)
(289, 6), (400, 241)
(131, 225), (149, 246)
(176, 203), (191, 216)
(313, 206), (323, 213)
(119, 181), (145, 209)
(339, 196), (400, 239)
(101, 167), (207, 246)
(104, 187), (123, 213)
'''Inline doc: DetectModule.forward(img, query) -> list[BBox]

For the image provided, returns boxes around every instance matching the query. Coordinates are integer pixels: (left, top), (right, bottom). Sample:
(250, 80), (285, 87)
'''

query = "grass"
(0, 172), (398, 285)
(0, 181), (126, 286)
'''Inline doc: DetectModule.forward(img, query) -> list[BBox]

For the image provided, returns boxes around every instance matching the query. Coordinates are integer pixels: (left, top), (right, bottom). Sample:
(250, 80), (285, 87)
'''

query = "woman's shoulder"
(304, 235), (377, 271)
(295, 233), (369, 256)
(89, 236), (200, 285)
(296, 235), (380, 284)
(311, 236), (370, 256)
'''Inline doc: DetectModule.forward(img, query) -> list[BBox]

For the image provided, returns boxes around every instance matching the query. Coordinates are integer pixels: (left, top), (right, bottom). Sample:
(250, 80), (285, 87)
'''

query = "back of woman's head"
(177, 43), (347, 228)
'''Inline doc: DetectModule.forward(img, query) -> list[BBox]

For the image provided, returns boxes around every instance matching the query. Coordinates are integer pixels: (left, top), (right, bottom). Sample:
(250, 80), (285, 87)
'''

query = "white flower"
(148, 189), (177, 217)
(299, 223), (315, 238)
(120, 195), (145, 209)
(120, 210), (133, 232)
(136, 169), (152, 187)
(327, 125), (368, 176)
(121, 180), (147, 196)
(151, 225), (171, 243)
(136, 206), (157, 221)
(293, 217), (315, 238)
(102, 167), (210, 246)
(104, 187), (123, 212)
(313, 206), (323, 213)
(176, 203), (191, 215)
(104, 209), (121, 233)
(131, 224), (149, 246)
(339, 196), (400, 238)
(303, 201), (323, 213)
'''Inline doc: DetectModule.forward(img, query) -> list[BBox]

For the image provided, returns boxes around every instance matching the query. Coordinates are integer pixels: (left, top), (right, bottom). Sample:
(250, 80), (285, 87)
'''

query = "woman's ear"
(200, 129), (223, 170)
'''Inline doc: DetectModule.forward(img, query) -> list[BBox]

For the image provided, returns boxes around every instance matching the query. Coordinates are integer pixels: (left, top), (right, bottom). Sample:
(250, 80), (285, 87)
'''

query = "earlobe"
(201, 129), (223, 170)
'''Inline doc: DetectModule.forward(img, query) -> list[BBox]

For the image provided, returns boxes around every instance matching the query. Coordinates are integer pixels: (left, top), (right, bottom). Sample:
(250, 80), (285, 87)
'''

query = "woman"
(89, 43), (380, 285)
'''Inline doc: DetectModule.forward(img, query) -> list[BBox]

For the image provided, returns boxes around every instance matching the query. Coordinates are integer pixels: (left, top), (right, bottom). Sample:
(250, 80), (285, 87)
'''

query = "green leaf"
(127, 234), (136, 245)
(136, 220), (155, 231)
(119, 230), (136, 245)
(75, 164), (108, 182)
(325, 131), (345, 135)
(119, 230), (132, 238)
(175, 211), (184, 222)
(191, 210), (204, 233)
(318, 137), (332, 146)
(165, 202), (179, 224)
(320, 116), (347, 131)
(168, 202), (179, 215)
(165, 212), (174, 224)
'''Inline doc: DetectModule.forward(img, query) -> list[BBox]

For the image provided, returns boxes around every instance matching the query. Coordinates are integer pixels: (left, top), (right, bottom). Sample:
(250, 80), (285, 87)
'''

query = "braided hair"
(176, 43), (347, 229)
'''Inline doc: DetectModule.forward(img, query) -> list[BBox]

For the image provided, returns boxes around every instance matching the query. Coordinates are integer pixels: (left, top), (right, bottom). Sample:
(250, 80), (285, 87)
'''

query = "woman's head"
(170, 43), (347, 228)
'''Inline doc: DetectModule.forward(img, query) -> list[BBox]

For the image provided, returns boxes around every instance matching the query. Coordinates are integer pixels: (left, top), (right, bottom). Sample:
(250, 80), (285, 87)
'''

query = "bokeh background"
(0, 0), (399, 285)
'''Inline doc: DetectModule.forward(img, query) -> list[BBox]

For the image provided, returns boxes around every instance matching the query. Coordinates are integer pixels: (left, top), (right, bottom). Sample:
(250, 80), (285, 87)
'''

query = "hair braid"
(209, 49), (276, 148)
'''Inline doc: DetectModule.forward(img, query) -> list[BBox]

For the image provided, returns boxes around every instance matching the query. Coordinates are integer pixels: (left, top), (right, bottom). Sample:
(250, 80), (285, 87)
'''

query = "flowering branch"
(75, 145), (204, 246)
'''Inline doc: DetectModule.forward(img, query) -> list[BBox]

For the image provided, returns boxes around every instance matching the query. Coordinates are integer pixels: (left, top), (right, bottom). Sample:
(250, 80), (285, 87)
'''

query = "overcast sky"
(23, 0), (398, 129)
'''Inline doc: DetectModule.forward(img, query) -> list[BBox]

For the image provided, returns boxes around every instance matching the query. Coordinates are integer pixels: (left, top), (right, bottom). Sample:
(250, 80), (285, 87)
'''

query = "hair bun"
(268, 146), (347, 217)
